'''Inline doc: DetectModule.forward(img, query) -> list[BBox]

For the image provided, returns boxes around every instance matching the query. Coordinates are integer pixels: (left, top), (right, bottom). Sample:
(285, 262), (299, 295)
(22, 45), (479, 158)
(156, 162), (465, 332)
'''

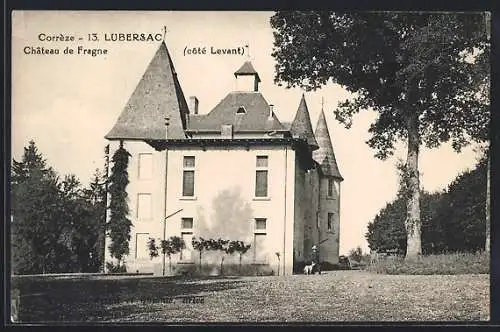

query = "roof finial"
(321, 96), (325, 111)
(162, 25), (168, 42)
(245, 43), (250, 60)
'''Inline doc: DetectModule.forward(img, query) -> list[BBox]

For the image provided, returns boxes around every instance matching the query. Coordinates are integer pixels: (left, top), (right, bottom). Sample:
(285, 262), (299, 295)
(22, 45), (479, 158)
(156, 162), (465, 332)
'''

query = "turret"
(313, 109), (342, 265)
(234, 61), (261, 92)
(313, 110), (343, 180)
(105, 42), (189, 140)
(290, 94), (319, 151)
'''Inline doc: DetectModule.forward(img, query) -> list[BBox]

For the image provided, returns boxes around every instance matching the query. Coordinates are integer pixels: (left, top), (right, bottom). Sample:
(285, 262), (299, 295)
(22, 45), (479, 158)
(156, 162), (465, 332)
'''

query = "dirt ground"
(12, 270), (489, 322)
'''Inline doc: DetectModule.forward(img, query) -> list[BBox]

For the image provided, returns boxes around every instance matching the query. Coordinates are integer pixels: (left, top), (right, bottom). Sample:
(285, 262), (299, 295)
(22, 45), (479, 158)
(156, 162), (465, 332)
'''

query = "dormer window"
(237, 106), (246, 114)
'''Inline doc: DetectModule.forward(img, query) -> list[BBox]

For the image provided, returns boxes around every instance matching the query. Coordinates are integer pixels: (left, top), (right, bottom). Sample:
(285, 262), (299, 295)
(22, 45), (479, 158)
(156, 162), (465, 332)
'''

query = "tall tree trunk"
(485, 148), (490, 252)
(169, 255), (172, 274)
(405, 113), (422, 259)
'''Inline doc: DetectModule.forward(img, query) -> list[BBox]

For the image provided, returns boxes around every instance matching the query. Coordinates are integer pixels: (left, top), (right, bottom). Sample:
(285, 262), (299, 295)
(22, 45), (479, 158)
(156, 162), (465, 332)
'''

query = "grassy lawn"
(366, 251), (490, 275)
(12, 270), (489, 322)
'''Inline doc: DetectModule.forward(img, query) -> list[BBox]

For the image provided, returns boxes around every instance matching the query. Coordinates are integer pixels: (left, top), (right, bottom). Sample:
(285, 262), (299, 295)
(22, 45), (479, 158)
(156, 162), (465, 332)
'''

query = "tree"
(231, 240), (252, 273)
(271, 12), (489, 259)
(366, 157), (487, 254)
(102, 144), (110, 271)
(12, 141), (111, 274)
(366, 197), (407, 254)
(192, 237), (211, 271)
(107, 141), (132, 268)
(434, 157), (487, 252)
(148, 236), (185, 275)
(11, 140), (55, 186)
(58, 174), (90, 272)
(366, 190), (453, 255)
(79, 169), (107, 272)
(348, 246), (363, 263)
(208, 238), (231, 275)
(74, 155), (109, 273)
(11, 141), (63, 274)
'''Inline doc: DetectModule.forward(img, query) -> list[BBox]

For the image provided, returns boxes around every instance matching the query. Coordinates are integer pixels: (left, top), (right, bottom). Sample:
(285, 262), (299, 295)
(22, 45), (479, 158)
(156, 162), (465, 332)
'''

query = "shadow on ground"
(12, 275), (245, 322)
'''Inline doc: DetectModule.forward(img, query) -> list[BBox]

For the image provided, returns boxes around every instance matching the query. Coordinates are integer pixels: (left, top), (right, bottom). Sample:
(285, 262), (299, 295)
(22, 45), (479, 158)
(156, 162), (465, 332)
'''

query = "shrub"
(172, 263), (274, 277)
(106, 261), (127, 273)
(348, 246), (364, 263)
(366, 251), (489, 275)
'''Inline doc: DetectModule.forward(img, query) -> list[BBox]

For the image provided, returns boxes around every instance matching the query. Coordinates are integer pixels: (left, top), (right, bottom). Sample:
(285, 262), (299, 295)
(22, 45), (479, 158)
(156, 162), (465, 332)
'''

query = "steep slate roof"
(290, 94), (319, 150)
(187, 92), (285, 132)
(105, 42), (189, 140)
(312, 110), (343, 180)
(281, 121), (292, 130)
(234, 61), (261, 82)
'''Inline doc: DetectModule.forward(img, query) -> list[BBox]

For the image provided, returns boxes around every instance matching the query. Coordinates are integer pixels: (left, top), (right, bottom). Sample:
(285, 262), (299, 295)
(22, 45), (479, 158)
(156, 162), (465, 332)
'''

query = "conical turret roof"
(290, 94), (319, 150)
(106, 42), (189, 140)
(313, 110), (343, 180)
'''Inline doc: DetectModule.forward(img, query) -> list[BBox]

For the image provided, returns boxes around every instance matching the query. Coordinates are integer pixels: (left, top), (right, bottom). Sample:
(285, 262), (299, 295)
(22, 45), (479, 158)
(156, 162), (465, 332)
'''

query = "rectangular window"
(255, 156), (268, 197)
(327, 179), (334, 198)
(255, 218), (267, 231)
(254, 218), (267, 263)
(328, 213), (334, 232)
(181, 217), (193, 229)
(182, 171), (195, 196)
(183, 156), (195, 168)
(182, 156), (195, 197)
(138, 153), (153, 179)
(256, 156), (268, 167)
(255, 171), (268, 197)
(180, 232), (193, 261)
(137, 193), (152, 220)
(135, 233), (150, 259)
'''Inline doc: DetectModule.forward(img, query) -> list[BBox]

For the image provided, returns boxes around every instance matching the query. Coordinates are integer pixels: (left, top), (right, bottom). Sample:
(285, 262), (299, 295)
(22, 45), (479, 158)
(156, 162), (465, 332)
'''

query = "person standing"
(311, 245), (321, 274)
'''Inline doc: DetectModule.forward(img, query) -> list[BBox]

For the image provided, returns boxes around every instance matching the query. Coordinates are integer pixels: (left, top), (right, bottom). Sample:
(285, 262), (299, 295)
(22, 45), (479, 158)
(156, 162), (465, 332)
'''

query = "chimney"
(269, 104), (275, 119)
(221, 124), (233, 139)
(189, 96), (199, 115)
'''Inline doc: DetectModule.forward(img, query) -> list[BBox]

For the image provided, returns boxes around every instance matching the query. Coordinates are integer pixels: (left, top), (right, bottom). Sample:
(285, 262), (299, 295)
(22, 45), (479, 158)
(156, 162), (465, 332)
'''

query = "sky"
(11, 11), (484, 255)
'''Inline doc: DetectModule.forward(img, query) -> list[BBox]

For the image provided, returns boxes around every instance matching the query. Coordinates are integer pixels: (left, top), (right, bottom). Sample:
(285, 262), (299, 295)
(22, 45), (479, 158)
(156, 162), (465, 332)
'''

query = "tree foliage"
(366, 156), (487, 254)
(230, 240), (252, 272)
(348, 246), (364, 263)
(192, 236), (211, 270)
(434, 158), (487, 252)
(366, 190), (444, 255)
(107, 142), (132, 266)
(11, 141), (106, 274)
(271, 12), (489, 152)
(206, 238), (231, 275)
(271, 12), (489, 258)
(148, 236), (185, 274)
(83, 169), (107, 271)
(11, 141), (62, 274)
